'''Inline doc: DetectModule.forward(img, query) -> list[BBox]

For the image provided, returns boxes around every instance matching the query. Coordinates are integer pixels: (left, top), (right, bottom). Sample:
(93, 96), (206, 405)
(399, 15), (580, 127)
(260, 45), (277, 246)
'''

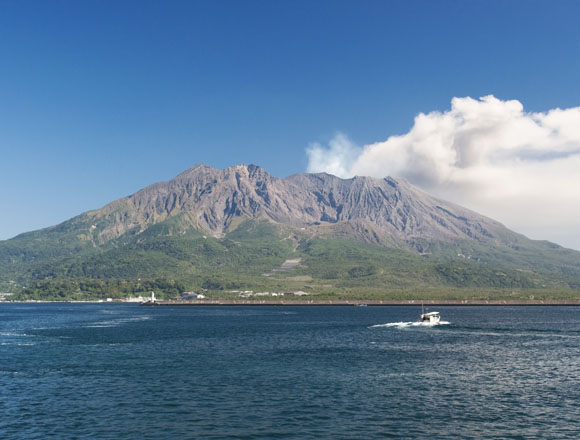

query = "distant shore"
(4, 299), (580, 306)
(141, 299), (580, 306)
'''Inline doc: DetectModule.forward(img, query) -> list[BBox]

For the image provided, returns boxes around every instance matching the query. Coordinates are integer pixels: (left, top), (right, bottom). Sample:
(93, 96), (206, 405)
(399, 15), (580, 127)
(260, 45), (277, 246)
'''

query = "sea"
(1, 304), (579, 439)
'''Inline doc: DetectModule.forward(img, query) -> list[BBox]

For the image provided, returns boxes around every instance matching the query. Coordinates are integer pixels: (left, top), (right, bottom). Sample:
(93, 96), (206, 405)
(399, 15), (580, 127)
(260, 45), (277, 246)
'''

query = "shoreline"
(3, 299), (579, 306)
(140, 299), (580, 306)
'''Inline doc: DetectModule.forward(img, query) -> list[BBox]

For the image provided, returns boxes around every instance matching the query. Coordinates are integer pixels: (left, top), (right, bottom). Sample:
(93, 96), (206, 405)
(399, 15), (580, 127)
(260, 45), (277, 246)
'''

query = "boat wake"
(371, 321), (451, 329)
(84, 316), (152, 328)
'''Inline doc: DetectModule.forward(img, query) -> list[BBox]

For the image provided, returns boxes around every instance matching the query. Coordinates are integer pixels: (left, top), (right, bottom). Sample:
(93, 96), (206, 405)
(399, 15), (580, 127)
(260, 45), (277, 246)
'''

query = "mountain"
(2, 164), (580, 299)
(10, 163), (511, 246)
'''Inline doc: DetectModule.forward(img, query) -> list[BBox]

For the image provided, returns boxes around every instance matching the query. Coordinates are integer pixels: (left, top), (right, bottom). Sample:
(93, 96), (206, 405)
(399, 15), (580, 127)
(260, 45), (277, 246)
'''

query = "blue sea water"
(1, 304), (579, 439)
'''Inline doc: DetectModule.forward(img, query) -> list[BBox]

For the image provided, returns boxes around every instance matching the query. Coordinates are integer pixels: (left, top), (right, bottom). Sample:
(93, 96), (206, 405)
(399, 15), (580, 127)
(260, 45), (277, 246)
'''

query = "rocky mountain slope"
(66, 164), (505, 249)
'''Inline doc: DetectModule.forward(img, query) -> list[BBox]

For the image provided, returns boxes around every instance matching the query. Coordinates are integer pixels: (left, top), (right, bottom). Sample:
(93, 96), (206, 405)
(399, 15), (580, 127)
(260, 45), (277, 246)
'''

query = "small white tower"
(151, 291), (156, 303)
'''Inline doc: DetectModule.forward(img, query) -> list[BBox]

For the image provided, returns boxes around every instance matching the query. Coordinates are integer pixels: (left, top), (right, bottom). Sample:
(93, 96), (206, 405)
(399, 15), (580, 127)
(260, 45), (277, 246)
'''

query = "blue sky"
(1, 0), (580, 246)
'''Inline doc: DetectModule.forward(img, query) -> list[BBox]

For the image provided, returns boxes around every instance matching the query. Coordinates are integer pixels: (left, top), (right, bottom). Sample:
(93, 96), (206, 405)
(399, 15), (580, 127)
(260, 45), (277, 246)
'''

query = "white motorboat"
(420, 304), (440, 324)
(420, 311), (441, 324)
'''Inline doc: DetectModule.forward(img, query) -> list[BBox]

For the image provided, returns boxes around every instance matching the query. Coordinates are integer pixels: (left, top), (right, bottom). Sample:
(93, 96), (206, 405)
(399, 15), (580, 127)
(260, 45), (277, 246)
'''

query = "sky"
(1, 0), (580, 249)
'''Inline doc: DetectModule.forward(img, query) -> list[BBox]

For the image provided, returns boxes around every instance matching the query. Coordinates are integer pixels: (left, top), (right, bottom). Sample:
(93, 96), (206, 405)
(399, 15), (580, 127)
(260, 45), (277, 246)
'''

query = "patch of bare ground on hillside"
(263, 258), (304, 277)
(282, 275), (313, 281)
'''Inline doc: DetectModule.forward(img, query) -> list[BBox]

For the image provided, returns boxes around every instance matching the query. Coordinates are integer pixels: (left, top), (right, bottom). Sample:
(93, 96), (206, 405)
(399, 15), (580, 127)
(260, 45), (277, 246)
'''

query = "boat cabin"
(420, 311), (441, 324)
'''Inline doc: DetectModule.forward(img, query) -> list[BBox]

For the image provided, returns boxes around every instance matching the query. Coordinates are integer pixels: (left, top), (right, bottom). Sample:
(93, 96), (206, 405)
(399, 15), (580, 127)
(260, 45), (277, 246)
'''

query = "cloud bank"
(306, 96), (580, 250)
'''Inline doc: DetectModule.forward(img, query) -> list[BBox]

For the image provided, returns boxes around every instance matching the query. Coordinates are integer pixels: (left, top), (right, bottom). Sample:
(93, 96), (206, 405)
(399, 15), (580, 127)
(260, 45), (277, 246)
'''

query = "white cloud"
(306, 133), (361, 178)
(306, 96), (580, 250)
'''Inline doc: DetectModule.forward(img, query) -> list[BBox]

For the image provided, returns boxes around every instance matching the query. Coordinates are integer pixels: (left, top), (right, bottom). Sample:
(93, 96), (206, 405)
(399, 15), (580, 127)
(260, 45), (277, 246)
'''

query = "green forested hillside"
(3, 218), (580, 301)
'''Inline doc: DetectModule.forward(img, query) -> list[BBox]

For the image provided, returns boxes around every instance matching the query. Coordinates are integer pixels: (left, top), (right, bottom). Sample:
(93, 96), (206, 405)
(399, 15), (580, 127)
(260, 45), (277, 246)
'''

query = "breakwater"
(141, 299), (580, 306)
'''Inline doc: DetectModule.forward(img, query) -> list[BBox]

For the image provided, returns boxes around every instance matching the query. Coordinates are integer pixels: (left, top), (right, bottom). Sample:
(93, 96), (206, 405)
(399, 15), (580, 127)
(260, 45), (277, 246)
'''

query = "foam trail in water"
(84, 316), (152, 328)
(371, 321), (451, 329)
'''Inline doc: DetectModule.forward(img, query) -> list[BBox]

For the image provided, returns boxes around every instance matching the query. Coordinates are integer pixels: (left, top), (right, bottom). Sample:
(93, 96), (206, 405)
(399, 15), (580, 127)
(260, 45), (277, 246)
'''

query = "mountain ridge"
(69, 163), (508, 249)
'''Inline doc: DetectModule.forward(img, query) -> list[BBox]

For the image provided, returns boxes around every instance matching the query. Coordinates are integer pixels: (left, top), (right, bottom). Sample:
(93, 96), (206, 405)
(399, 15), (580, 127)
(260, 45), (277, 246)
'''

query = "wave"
(0, 342), (35, 346)
(84, 315), (152, 328)
(0, 332), (34, 337)
(370, 321), (451, 329)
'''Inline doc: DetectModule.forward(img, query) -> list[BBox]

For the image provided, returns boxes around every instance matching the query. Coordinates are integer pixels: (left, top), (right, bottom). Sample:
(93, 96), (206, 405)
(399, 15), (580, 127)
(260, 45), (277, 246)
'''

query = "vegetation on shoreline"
(12, 279), (185, 301)
(10, 275), (579, 303)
